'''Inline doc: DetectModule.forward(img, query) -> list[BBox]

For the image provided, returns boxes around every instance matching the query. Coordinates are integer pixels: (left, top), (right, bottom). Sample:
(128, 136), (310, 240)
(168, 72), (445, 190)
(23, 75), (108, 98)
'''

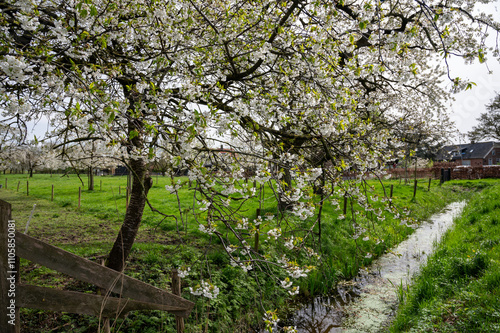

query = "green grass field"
(0, 174), (493, 332)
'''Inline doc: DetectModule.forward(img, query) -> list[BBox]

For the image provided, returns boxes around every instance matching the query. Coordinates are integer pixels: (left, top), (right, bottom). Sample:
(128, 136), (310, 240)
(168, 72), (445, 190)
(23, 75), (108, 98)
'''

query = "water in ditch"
(284, 201), (466, 333)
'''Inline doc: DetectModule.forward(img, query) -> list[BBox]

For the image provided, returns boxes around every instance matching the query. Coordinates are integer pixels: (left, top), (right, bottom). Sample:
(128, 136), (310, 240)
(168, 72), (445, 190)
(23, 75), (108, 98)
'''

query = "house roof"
(437, 141), (500, 161)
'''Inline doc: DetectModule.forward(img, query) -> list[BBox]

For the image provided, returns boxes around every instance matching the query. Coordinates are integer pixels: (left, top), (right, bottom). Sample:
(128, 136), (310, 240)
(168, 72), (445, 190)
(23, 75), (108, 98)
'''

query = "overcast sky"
(445, 1), (500, 143)
(445, 57), (500, 143)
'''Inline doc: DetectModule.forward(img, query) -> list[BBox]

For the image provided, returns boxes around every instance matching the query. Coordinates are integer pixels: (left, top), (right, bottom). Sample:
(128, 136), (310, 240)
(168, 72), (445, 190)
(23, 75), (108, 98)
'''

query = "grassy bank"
(389, 182), (500, 332)
(0, 174), (485, 332)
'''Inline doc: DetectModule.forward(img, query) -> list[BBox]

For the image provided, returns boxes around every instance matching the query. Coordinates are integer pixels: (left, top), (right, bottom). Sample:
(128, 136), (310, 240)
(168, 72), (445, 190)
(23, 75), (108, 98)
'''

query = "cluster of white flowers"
(288, 286), (300, 296)
(230, 256), (240, 267)
(0, 56), (29, 83)
(165, 182), (182, 194)
(198, 200), (211, 212)
(352, 225), (367, 240)
(267, 228), (281, 240)
(284, 236), (295, 250)
(306, 168), (323, 181)
(178, 267), (190, 278)
(198, 223), (216, 235)
(254, 167), (271, 184)
(229, 256), (253, 272)
(15, 12), (39, 31)
(287, 265), (311, 279)
(281, 278), (293, 289)
(225, 245), (237, 254)
(263, 311), (280, 333)
(253, 215), (263, 227)
(236, 217), (249, 230)
(292, 202), (315, 220)
(189, 280), (220, 299)
(241, 261), (253, 273)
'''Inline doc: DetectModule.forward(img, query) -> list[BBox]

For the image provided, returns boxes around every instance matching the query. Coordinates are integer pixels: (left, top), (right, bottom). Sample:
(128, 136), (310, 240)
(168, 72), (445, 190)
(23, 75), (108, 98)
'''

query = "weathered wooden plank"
(0, 200), (19, 333)
(17, 285), (189, 318)
(15, 232), (194, 317)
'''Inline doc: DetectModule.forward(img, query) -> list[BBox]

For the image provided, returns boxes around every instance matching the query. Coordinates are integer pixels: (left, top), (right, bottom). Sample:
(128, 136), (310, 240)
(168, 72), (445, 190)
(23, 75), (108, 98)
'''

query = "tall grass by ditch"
(390, 182), (500, 332)
(298, 178), (486, 297)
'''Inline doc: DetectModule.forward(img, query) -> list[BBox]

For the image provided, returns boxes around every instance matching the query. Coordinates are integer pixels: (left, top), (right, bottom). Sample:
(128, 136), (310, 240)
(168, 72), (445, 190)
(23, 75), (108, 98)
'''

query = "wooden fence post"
(0, 199), (19, 333)
(126, 187), (129, 209)
(51, 185), (54, 201)
(413, 180), (417, 199)
(428, 178), (431, 191)
(16, 181), (20, 192)
(119, 186), (121, 195)
(78, 187), (81, 208)
(5, 178), (7, 189)
(100, 180), (102, 191)
(254, 208), (261, 252)
(99, 259), (111, 333)
(343, 194), (347, 215)
(172, 269), (185, 333)
(26, 181), (29, 196)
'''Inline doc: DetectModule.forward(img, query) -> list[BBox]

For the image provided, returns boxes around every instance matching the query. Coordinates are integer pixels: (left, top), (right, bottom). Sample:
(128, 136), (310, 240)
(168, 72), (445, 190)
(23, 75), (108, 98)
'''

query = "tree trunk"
(278, 167), (293, 212)
(88, 167), (94, 191)
(404, 158), (408, 184)
(106, 158), (152, 272)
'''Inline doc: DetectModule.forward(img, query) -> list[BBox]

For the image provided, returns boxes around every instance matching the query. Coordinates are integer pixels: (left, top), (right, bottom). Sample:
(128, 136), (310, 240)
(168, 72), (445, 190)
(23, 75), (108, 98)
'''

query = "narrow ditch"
(285, 201), (466, 333)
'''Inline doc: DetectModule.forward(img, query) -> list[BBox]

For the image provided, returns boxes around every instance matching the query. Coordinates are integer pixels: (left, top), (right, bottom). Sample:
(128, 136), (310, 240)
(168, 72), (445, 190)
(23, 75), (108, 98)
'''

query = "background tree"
(468, 94), (500, 142)
(61, 141), (120, 189)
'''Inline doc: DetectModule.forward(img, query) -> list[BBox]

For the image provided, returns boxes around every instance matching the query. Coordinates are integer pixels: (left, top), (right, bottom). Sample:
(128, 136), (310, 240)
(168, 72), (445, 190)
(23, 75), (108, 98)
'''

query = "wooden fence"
(387, 165), (500, 181)
(448, 165), (500, 180)
(386, 167), (436, 180)
(0, 199), (194, 333)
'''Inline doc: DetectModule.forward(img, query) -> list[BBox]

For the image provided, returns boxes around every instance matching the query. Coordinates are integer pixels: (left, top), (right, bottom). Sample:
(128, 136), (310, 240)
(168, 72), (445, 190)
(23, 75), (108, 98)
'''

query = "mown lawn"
(390, 182), (500, 332)
(0, 174), (489, 332)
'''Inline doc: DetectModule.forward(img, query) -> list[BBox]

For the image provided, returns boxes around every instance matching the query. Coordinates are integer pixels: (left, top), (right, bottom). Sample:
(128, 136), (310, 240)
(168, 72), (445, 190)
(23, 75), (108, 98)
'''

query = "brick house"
(437, 141), (500, 166)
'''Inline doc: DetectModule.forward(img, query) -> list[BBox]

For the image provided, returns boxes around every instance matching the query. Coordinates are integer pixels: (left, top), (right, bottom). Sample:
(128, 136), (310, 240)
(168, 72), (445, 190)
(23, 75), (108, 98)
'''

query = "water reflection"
(291, 296), (343, 332)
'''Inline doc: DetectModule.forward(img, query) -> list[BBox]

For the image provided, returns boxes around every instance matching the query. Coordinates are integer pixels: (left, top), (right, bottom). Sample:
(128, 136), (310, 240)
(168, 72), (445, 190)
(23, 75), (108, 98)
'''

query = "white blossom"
(189, 280), (220, 299)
